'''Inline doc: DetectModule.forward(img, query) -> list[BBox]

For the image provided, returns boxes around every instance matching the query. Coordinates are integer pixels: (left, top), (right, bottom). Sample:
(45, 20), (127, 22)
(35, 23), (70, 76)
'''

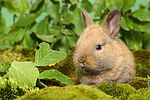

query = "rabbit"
(73, 9), (136, 86)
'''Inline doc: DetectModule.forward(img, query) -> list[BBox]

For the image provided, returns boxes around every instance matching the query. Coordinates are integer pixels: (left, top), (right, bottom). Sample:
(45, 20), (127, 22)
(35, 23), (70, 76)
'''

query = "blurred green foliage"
(0, 0), (150, 53)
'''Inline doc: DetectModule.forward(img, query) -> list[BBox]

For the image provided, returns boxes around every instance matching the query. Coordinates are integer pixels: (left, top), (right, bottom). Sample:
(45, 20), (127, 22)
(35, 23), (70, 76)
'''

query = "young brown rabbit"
(73, 9), (136, 86)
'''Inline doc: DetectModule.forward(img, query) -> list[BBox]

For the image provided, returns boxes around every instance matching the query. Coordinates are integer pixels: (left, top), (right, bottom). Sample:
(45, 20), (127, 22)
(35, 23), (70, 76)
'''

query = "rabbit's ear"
(101, 9), (121, 38)
(81, 9), (94, 29)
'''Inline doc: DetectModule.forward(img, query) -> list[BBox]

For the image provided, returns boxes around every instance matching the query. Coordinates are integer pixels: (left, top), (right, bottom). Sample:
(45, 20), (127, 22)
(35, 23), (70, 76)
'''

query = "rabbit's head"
(73, 9), (121, 75)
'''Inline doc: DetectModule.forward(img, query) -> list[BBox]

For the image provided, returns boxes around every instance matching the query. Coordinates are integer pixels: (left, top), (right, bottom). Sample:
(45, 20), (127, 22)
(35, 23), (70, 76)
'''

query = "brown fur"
(73, 9), (135, 86)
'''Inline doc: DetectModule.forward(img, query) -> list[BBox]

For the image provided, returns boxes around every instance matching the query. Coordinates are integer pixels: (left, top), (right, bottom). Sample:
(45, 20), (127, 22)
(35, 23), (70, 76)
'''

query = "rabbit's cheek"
(85, 56), (97, 69)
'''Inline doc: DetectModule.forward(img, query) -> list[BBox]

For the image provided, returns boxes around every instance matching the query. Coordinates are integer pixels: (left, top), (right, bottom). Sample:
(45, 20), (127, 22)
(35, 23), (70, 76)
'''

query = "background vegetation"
(0, 0), (150, 53)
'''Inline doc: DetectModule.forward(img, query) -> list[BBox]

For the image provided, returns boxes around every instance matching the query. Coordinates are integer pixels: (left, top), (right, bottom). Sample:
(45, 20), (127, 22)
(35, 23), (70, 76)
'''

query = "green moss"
(136, 64), (150, 77)
(98, 81), (135, 100)
(127, 88), (150, 100)
(17, 85), (115, 100)
(127, 77), (149, 90)
(133, 50), (150, 77)
(0, 46), (35, 65)
(0, 77), (38, 100)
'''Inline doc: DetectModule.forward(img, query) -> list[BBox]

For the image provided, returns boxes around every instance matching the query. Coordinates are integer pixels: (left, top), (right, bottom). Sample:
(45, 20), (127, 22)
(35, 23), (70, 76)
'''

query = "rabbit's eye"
(96, 45), (102, 50)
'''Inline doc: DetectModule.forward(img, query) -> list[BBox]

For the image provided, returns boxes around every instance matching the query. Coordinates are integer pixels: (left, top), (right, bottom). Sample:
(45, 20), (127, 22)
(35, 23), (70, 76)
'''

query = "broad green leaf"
(93, 0), (105, 17)
(4, 28), (25, 42)
(58, 36), (70, 53)
(19, 0), (29, 12)
(121, 17), (130, 31)
(73, 7), (84, 36)
(143, 34), (150, 49)
(36, 34), (54, 43)
(68, 34), (77, 47)
(0, 15), (6, 35)
(39, 69), (74, 85)
(61, 28), (74, 35)
(0, 59), (11, 72)
(106, 0), (116, 10)
(132, 9), (150, 21)
(4, 0), (19, 14)
(116, 0), (123, 11)
(35, 42), (67, 66)
(21, 31), (34, 47)
(49, 26), (61, 36)
(30, 0), (43, 11)
(53, 0), (65, 2)
(15, 13), (37, 27)
(127, 16), (150, 32)
(45, 0), (60, 24)
(122, 0), (136, 13)
(61, 6), (74, 25)
(123, 30), (143, 50)
(81, 0), (93, 13)
(8, 61), (39, 87)
(69, 0), (77, 5)
(106, 0), (123, 11)
(31, 17), (49, 35)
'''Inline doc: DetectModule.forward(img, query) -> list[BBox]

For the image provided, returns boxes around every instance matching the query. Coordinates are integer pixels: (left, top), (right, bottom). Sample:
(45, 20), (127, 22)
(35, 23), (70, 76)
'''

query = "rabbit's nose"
(78, 57), (86, 64)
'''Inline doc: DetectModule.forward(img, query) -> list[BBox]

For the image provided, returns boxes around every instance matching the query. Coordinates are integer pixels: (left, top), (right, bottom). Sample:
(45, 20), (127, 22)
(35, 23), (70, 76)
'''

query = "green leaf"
(0, 15), (6, 35)
(106, 0), (123, 11)
(122, 0), (136, 13)
(61, 6), (74, 25)
(0, 59), (11, 72)
(123, 30), (143, 50)
(30, 0), (43, 11)
(39, 69), (74, 85)
(61, 28), (74, 35)
(21, 31), (34, 47)
(45, 0), (60, 24)
(116, 0), (123, 11)
(49, 26), (61, 36)
(121, 17), (130, 31)
(35, 42), (67, 66)
(69, 0), (78, 5)
(106, 0), (116, 10)
(4, 28), (25, 42)
(19, 0), (29, 13)
(36, 34), (54, 43)
(4, 0), (19, 14)
(127, 16), (150, 32)
(81, 0), (93, 13)
(31, 17), (49, 35)
(73, 7), (84, 36)
(143, 34), (150, 49)
(8, 61), (39, 87)
(58, 36), (70, 53)
(132, 9), (150, 21)
(68, 34), (77, 47)
(93, 0), (105, 17)
(15, 13), (37, 27)
(53, 0), (65, 2)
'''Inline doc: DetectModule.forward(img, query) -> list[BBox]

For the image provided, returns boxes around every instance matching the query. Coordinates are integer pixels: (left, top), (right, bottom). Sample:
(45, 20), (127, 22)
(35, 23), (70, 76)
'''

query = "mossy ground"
(0, 77), (38, 100)
(17, 85), (114, 100)
(0, 47), (150, 99)
(0, 46), (35, 65)
(98, 81), (136, 100)
(133, 50), (150, 77)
